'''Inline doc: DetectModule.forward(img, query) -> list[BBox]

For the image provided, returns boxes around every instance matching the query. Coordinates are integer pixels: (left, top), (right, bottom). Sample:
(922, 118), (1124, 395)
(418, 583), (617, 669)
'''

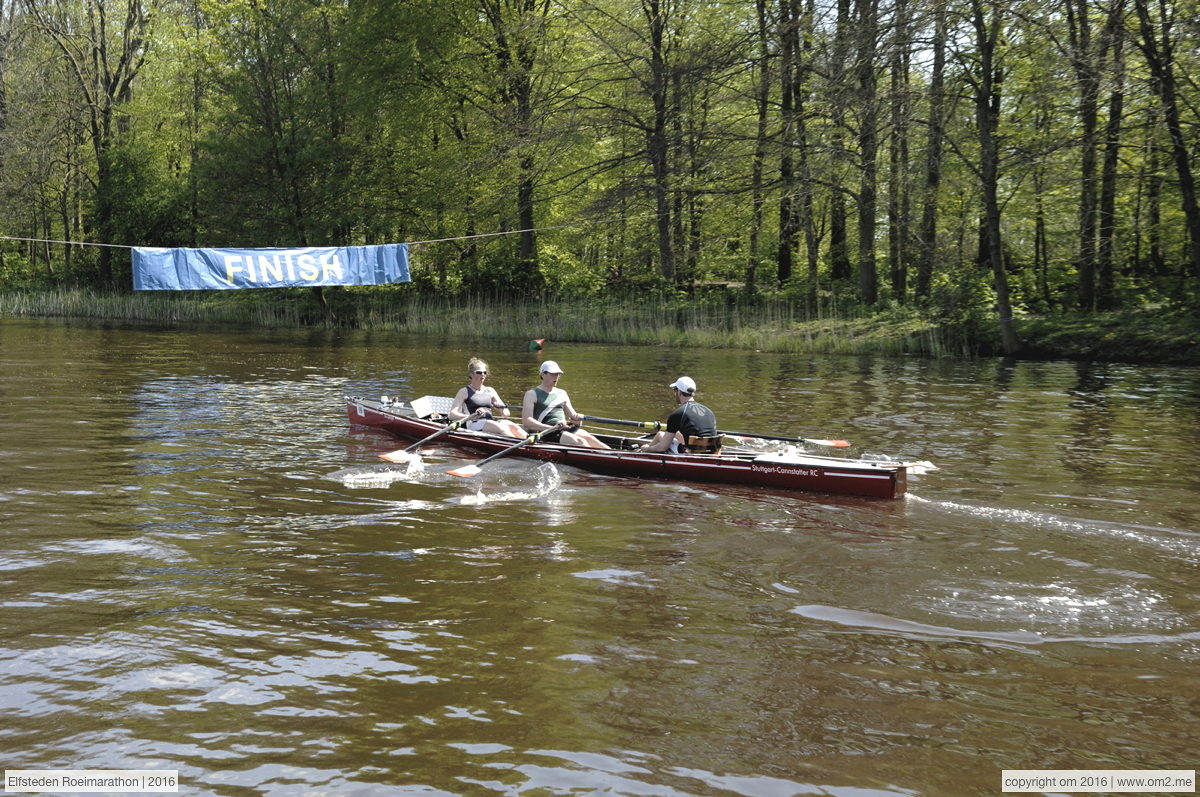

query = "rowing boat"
(346, 396), (909, 499)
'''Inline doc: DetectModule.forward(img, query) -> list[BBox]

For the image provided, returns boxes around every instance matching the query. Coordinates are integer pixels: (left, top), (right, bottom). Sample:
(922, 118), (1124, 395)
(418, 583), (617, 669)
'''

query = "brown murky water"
(2, 317), (1198, 796)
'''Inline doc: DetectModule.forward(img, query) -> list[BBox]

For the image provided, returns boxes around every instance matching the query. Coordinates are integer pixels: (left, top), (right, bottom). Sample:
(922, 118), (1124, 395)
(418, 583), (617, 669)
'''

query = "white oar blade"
(811, 439), (851, 447)
(446, 464), (482, 478)
(378, 450), (415, 463)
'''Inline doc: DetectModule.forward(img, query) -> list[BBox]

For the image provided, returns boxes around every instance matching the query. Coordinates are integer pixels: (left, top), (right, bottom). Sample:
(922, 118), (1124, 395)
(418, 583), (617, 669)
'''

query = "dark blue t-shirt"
(666, 401), (717, 439)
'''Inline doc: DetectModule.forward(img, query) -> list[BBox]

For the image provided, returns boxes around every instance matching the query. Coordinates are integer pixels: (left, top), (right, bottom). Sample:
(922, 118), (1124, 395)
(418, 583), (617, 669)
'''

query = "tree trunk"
(855, 0), (879, 305)
(1035, 171), (1050, 307)
(22, 0), (147, 290)
(1067, 0), (1101, 311)
(1032, 105), (1052, 307)
(747, 0), (772, 291)
(644, 0), (674, 283)
(915, 0), (947, 300)
(887, 0), (911, 302)
(0, 0), (8, 175)
(1132, 0), (1200, 280)
(1097, 9), (1125, 310)
(972, 0), (1020, 355)
(828, 0), (853, 283)
(1144, 118), (1166, 277)
(776, 0), (799, 287)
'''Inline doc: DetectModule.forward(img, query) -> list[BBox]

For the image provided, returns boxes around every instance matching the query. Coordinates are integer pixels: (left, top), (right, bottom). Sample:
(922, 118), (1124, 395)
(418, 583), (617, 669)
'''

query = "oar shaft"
(446, 421), (570, 476)
(718, 429), (848, 446)
(579, 415), (663, 431)
(471, 436), (537, 467)
(583, 416), (845, 446)
(472, 421), (566, 467)
(718, 429), (796, 443)
(403, 411), (481, 452)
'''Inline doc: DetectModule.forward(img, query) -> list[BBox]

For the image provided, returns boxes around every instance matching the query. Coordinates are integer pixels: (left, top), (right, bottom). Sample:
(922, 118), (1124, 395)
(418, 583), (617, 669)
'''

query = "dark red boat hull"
(347, 397), (907, 499)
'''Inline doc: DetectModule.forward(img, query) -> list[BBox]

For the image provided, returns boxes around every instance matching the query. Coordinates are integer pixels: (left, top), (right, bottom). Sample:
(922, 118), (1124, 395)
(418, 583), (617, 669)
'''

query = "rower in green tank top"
(520, 361), (610, 449)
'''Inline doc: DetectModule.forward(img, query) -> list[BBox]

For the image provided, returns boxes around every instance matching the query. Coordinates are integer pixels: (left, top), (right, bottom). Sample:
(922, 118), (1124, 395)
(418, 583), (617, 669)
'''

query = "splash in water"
(458, 462), (561, 505)
(328, 457), (424, 488)
(860, 452), (939, 474)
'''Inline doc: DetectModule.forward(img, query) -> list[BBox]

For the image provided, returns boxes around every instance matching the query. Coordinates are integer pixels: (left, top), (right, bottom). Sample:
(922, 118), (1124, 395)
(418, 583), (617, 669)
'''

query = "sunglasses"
(473, 370), (488, 375)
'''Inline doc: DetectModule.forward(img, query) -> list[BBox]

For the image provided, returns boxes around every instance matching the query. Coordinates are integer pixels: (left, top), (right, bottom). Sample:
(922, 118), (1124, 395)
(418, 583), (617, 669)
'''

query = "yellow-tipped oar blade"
(445, 464), (482, 477)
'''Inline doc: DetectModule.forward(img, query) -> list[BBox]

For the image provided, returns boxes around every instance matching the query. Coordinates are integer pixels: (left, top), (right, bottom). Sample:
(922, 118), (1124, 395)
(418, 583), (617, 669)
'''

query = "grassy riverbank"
(1018, 308), (1200, 365)
(2, 288), (1197, 365)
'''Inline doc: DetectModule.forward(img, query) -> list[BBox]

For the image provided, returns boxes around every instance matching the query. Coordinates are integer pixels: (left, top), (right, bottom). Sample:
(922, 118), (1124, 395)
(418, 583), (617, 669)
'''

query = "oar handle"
(402, 410), (482, 452)
(579, 415), (664, 432)
(471, 421), (568, 467)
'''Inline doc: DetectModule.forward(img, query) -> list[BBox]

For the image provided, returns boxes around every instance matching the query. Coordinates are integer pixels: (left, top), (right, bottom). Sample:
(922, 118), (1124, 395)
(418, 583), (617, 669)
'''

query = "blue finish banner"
(132, 244), (409, 290)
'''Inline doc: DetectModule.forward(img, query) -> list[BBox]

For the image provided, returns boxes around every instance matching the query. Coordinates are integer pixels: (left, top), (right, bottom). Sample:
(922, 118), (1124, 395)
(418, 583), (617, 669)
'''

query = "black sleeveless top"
(465, 386), (494, 412)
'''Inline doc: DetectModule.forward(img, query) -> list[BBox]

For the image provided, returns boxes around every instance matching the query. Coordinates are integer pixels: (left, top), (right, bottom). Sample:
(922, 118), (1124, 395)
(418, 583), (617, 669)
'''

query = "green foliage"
(1020, 305), (1200, 364)
(539, 245), (603, 298)
(103, 142), (193, 246)
(0, 251), (44, 290)
(194, 0), (359, 246)
(458, 245), (544, 296)
(3, 0), (1200, 319)
(924, 262), (997, 346)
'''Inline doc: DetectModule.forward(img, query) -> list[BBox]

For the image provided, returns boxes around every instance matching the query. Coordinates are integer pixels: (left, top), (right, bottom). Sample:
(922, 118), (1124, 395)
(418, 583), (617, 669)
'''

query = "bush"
(539, 244), (603, 298)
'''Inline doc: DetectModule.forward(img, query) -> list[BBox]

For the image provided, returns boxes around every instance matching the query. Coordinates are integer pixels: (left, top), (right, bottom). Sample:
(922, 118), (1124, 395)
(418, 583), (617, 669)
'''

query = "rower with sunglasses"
(448, 358), (525, 438)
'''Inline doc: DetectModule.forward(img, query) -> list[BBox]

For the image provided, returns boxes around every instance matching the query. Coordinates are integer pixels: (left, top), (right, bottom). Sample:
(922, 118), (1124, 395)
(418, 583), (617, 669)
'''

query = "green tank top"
(533, 387), (567, 425)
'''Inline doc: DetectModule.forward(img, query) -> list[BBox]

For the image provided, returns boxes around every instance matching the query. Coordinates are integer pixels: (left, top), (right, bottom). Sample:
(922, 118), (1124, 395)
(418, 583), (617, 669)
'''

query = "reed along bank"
(2, 287), (1197, 366)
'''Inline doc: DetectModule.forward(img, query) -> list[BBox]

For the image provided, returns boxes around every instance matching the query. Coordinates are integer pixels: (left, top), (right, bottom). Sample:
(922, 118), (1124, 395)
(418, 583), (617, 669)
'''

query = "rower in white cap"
(521, 361), (610, 449)
(639, 376), (719, 454)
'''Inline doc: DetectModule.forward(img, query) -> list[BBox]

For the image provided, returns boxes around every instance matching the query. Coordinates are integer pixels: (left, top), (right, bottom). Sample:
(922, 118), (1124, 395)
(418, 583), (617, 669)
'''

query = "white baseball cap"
(540, 360), (564, 374)
(668, 376), (696, 394)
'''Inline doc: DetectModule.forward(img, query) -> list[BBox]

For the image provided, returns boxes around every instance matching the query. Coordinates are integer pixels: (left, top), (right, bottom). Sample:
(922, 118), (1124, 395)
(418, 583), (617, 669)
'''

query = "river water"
(1, 317), (1197, 797)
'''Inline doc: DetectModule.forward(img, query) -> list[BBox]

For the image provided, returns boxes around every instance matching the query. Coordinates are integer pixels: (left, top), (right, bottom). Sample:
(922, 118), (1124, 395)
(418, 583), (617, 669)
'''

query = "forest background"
(0, 0), (1198, 364)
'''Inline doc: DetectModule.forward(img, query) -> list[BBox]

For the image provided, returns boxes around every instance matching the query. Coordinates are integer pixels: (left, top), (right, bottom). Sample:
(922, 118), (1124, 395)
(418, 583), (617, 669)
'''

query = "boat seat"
(686, 434), (724, 455)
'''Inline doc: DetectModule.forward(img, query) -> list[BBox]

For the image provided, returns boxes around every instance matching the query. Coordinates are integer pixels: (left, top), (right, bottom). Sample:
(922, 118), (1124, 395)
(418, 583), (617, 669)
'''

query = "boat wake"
(859, 452), (939, 475)
(328, 458), (425, 488)
(458, 462), (562, 505)
(791, 603), (1045, 648)
(907, 493), (1200, 561)
(789, 603), (1200, 648)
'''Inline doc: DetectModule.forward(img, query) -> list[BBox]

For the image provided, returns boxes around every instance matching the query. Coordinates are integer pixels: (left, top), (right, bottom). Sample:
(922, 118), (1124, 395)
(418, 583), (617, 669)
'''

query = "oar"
(446, 422), (569, 478)
(378, 411), (482, 463)
(718, 429), (851, 447)
(581, 414), (849, 448)
(579, 415), (665, 432)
